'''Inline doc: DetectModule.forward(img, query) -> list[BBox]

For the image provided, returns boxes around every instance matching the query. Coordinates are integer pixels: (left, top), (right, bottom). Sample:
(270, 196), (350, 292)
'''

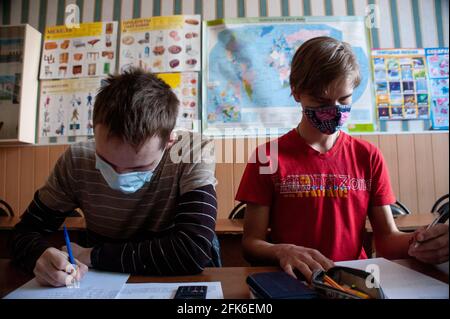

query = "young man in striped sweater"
(10, 69), (218, 287)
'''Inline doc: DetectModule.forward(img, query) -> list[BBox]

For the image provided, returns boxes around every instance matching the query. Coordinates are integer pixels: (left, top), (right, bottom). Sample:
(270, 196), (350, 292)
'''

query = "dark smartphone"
(174, 285), (208, 299)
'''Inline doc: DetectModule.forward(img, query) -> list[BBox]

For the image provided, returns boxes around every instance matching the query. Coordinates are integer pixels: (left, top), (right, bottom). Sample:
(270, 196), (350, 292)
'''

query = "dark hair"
(93, 68), (179, 150)
(290, 36), (361, 98)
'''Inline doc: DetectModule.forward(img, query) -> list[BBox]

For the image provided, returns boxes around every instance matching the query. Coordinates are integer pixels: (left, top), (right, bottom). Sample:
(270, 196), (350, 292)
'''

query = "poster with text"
(40, 22), (118, 79)
(372, 49), (430, 121)
(120, 15), (201, 73)
(425, 48), (449, 130)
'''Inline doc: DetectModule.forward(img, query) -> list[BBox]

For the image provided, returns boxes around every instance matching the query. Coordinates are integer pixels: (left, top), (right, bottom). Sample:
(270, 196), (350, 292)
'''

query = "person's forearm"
(9, 192), (68, 273)
(374, 231), (414, 260)
(242, 238), (290, 265)
(91, 184), (218, 275)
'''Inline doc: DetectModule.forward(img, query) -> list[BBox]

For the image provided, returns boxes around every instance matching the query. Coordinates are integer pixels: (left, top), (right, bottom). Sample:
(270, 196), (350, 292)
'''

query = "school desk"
(0, 215), (438, 265)
(0, 214), (436, 234)
(0, 258), (447, 299)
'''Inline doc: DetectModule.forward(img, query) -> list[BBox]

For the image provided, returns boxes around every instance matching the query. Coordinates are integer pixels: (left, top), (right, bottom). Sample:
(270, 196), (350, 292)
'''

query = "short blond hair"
(290, 36), (361, 98)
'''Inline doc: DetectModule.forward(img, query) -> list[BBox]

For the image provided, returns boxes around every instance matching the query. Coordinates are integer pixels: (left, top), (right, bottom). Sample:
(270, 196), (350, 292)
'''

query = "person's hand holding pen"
(408, 216), (449, 264)
(33, 247), (88, 287)
(33, 225), (88, 287)
(61, 242), (93, 268)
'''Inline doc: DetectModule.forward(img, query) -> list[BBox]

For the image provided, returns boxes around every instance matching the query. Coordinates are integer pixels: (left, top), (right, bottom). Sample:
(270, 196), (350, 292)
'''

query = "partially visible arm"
(242, 203), (275, 264)
(9, 191), (88, 287)
(9, 191), (67, 272)
(9, 147), (88, 286)
(243, 203), (334, 281)
(368, 205), (414, 259)
(90, 184), (217, 275)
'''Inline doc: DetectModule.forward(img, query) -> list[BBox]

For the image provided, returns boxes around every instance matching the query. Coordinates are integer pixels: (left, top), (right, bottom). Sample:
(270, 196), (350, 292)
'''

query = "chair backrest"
(228, 202), (246, 219)
(0, 199), (14, 217)
(390, 200), (412, 217)
(431, 194), (449, 216)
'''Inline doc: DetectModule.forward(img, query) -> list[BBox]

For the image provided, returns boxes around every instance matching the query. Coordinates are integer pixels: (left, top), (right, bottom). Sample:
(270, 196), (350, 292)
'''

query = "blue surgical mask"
(95, 153), (155, 194)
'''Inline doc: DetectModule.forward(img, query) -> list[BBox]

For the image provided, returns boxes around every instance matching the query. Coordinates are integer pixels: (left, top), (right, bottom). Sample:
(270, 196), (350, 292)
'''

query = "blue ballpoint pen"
(63, 225), (76, 266)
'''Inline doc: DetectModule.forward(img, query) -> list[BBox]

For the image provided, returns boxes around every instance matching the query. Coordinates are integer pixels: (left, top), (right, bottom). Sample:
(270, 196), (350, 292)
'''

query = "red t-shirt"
(235, 129), (396, 261)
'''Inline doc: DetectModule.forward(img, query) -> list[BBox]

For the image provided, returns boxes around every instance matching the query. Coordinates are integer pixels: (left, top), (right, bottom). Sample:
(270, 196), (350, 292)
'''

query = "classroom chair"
(228, 202), (246, 219)
(0, 199), (14, 217)
(390, 200), (412, 216)
(431, 194), (449, 216)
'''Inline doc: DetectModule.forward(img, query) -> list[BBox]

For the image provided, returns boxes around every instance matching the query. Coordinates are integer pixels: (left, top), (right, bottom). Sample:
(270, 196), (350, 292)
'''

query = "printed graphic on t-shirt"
(277, 174), (372, 198)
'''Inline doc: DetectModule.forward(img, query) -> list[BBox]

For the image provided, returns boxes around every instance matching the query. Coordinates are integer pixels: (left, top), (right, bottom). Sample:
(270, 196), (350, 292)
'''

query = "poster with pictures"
(40, 22), (118, 79)
(425, 48), (449, 130)
(0, 73), (21, 139)
(39, 78), (103, 143)
(372, 49), (430, 121)
(0, 30), (24, 139)
(119, 15), (201, 73)
(157, 72), (199, 131)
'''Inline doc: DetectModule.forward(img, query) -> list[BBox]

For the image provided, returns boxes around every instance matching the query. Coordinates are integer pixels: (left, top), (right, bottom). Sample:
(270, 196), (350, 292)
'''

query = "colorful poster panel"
(0, 29), (24, 140)
(120, 15), (201, 73)
(40, 22), (118, 79)
(203, 16), (375, 136)
(39, 78), (103, 144)
(157, 72), (199, 132)
(425, 48), (449, 130)
(372, 49), (430, 121)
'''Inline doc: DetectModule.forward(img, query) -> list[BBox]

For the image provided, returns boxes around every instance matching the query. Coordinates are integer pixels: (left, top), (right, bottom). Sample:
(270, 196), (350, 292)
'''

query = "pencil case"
(311, 266), (386, 299)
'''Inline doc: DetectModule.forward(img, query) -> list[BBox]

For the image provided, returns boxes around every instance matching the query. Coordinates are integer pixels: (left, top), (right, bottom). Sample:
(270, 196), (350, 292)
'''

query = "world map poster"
(202, 16), (374, 136)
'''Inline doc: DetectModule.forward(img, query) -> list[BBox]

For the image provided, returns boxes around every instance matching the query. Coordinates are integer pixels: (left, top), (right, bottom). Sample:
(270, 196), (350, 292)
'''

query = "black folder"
(246, 271), (319, 299)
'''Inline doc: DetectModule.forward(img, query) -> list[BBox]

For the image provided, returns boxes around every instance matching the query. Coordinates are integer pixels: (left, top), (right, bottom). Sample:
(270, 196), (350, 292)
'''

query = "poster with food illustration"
(39, 78), (103, 144)
(372, 49), (430, 121)
(425, 48), (449, 130)
(40, 22), (118, 79)
(120, 15), (201, 73)
(157, 72), (199, 131)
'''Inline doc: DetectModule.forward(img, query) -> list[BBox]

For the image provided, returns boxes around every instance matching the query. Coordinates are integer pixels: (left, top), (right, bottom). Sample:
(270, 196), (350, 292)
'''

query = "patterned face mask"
(302, 105), (352, 135)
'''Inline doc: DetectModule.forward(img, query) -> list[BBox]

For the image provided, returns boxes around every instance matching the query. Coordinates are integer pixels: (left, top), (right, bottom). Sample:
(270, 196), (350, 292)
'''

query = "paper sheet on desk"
(336, 258), (449, 299)
(116, 282), (224, 299)
(3, 270), (130, 299)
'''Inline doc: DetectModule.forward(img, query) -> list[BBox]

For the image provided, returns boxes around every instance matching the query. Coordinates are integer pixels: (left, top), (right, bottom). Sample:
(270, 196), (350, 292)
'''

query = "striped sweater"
(10, 131), (218, 275)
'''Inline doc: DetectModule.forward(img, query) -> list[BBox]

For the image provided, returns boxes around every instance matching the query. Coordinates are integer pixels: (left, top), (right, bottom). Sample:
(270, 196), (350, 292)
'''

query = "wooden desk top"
(0, 214), (436, 234)
(0, 216), (241, 235)
(0, 258), (447, 299)
(365, 213), (436, 232)
(0, 216), (86, 231)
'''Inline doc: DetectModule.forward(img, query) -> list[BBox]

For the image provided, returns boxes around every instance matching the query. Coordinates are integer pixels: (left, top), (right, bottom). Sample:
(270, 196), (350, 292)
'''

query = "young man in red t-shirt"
(236, 37), (448, 281)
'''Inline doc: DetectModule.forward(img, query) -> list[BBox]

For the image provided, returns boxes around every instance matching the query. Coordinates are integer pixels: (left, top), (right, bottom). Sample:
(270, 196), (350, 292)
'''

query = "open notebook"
(335, 258), (448, 299)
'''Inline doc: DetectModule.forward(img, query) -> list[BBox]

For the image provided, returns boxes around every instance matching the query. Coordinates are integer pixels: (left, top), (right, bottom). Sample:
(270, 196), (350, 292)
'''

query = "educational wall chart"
(0, 35), (23, 140)
(372, 49), (430, 121)
(425, 48), (449, 130)
(39, 78), (103, 144)
(40, 22), (118, 79)
(119, 15), (201, 73)
(157, 72), (199, 131)
(202, 16), (374, 136)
